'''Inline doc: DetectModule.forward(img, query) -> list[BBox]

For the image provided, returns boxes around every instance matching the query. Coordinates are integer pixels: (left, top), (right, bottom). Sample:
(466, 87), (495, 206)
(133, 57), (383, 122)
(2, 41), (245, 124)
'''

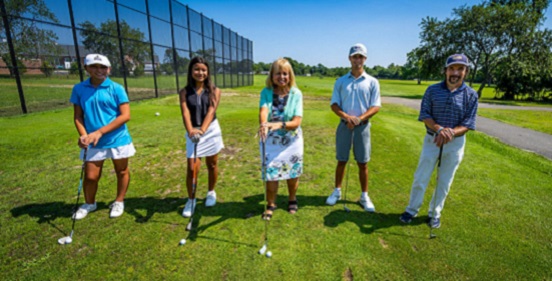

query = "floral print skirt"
(260, 127), (303, 181)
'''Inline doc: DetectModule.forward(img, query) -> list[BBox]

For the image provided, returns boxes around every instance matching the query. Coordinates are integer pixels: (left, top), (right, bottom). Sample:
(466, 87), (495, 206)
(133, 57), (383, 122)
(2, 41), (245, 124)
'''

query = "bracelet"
(436, 127), (443, 135)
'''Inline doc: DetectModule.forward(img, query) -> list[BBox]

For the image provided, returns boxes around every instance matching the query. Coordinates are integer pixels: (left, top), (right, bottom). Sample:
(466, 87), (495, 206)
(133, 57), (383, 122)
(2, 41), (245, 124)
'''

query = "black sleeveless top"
(186, 87), (217, 127)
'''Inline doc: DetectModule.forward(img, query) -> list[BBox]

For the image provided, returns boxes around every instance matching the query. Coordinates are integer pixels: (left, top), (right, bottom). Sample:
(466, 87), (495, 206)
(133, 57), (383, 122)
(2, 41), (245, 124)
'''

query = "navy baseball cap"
(445, 54), (469, 68)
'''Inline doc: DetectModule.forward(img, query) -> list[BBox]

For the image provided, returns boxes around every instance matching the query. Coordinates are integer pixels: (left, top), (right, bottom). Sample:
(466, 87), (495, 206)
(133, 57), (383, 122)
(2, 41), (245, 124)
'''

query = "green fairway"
(1, 88), (551, 279)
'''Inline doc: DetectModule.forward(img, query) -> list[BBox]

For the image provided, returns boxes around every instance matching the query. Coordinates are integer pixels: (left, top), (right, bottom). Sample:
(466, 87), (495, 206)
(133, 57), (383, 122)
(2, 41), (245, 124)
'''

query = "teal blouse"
(259, 86), (303, 122)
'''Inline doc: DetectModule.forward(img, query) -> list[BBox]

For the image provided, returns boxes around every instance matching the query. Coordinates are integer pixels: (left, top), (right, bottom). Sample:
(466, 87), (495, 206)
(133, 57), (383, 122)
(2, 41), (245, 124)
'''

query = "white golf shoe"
(182, 198), (197, 218)
(325, 188), (341, 205)
(109, 201), (125, 218)
(359, 194), (376, 212)
(72, 202), (97, 220)
(205, 191), (217, 207)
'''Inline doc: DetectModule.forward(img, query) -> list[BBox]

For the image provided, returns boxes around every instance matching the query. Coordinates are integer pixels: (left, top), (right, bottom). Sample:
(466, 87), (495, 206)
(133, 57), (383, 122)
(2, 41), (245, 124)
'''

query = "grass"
(1, 87), (551, 279)
(478, 108), (552, 135)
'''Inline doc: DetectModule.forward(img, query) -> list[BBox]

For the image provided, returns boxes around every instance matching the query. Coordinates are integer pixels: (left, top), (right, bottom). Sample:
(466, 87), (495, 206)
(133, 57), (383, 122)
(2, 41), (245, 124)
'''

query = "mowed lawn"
(1, 81), (551, 280)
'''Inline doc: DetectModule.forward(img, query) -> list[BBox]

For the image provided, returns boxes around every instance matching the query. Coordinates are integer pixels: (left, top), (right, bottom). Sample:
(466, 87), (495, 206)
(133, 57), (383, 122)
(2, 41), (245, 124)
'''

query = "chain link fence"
(0, 0), (253, 116)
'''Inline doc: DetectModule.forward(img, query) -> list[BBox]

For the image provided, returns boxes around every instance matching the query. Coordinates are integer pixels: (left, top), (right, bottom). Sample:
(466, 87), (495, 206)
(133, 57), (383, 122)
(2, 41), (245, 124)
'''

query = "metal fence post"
(1, 0), (27, 114)
(145, 0), (159, 98)
(113, 0), (128, 93)
(67, 0), (83, 82)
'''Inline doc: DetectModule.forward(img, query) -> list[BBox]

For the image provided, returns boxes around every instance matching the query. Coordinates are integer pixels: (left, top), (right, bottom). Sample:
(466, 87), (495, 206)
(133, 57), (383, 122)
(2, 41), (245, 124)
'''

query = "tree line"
(254, 0), (552, 102)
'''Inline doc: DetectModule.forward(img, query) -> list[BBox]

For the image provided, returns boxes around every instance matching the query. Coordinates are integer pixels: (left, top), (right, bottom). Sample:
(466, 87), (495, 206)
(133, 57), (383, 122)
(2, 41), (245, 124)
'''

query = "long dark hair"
(185, 56), (218, 107)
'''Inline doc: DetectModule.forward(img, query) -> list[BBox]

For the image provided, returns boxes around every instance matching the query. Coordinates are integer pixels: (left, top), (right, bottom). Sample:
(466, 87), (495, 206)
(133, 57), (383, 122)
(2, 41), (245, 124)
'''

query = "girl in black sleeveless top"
(178, 57), (224, 218)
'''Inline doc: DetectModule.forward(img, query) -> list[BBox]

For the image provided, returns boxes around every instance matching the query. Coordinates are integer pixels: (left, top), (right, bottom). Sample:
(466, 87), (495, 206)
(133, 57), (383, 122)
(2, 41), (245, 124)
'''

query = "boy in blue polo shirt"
(69, 53), (136, 220)
(326, 43), (381, 212)
(399, 54), (478, 228)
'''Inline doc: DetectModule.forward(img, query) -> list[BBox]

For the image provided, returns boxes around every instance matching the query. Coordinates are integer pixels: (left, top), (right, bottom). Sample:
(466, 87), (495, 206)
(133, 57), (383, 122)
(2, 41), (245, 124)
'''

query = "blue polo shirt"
(419, 81), (478, 134)
(70, 78), (132, 148)
(330, 71), (381, 118)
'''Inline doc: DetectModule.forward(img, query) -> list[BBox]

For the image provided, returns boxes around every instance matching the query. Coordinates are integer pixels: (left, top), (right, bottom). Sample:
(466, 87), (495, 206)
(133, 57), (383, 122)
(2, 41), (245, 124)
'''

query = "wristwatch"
(282, 121), (286, 129)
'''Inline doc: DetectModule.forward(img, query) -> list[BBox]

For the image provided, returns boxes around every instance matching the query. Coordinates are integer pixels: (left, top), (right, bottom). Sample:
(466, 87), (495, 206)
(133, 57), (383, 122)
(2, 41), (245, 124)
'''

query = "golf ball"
(155, 112), (160, 116)
(65, 237), (72, 244)
(179, 238), (186, 245)
(266, 251), (272, 258)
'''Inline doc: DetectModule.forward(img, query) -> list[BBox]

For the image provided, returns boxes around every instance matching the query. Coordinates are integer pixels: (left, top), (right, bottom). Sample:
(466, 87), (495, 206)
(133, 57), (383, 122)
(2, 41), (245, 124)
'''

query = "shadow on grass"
(323, 208), (429, 237)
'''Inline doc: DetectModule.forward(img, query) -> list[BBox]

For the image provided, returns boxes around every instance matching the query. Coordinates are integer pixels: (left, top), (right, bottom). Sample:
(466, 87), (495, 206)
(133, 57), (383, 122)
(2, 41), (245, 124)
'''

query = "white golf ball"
(65, 237), (72, 244)
(179, 238), (186, 245)
(266, 251), (272, 258)
(155, 112), (160, 116)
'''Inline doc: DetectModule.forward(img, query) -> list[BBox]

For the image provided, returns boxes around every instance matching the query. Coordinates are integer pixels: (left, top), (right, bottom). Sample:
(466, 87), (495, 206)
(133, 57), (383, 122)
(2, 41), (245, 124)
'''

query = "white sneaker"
(73, 202), (97, 220)
(109, 201), (125, 218)
(359, 194), (376, 212)
(205, 191), (216, 207)
(182, 198), (197, 218)
(326, 188), (341, 205)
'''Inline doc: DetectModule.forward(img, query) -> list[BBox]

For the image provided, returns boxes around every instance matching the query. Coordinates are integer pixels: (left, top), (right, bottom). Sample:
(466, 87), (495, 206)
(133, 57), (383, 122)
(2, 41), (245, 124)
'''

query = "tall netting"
(0, 0), (253, 115)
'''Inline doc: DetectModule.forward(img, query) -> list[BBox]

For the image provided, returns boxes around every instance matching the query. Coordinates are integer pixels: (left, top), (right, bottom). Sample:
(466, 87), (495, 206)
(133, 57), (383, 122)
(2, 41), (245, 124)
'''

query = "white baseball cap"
(349, 43), (367, 57)
(84, 54), (111, 67)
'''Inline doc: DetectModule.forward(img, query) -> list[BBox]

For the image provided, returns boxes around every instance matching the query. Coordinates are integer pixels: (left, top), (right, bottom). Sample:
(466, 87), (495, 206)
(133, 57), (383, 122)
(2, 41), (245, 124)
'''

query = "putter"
(186, 142), (198, 231)
(258, 137), (270, 257)
(429, 145), (444, 239)
(58, 148), (87, 245)
(343, 131), (354, 212)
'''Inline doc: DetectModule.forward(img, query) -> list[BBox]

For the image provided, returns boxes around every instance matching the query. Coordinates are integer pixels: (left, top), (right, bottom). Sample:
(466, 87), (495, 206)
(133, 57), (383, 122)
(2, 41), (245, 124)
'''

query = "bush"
(69, 62), (79, 75)
(41, 61), (54, 77)
(133, 64), (144, 77)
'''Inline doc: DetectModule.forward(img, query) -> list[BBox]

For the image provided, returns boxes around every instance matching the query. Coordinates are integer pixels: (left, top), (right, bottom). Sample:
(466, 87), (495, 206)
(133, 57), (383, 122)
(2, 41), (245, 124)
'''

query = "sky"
(181, 0), (552, 68)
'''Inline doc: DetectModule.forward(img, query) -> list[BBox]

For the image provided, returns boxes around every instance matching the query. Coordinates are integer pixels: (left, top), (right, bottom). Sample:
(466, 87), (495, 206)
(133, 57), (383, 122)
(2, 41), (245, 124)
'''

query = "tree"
(410, 1), (551, 98)
(0, 0), (60, 77)
(79, 20), (149, 77)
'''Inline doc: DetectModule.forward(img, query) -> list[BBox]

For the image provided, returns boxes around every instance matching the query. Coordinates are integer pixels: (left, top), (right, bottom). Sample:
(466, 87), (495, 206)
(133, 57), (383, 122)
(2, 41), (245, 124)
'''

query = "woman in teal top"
(258, 58), (303, 220)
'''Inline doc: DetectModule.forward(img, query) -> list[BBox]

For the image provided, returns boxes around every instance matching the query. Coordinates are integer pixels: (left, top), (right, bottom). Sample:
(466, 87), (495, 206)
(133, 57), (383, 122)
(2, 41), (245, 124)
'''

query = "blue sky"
(181, 0), (552, 68)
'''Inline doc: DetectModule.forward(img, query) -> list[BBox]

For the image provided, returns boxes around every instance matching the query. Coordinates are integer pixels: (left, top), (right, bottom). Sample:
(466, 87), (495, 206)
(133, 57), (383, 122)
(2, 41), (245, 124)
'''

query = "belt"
(341, 119), (369, 126)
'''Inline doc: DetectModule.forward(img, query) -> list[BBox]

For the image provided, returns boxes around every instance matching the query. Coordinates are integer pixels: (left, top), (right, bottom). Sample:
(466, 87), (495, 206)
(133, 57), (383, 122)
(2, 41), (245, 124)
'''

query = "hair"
(265, 58), (296, 90)
(185, 56), (218, 107)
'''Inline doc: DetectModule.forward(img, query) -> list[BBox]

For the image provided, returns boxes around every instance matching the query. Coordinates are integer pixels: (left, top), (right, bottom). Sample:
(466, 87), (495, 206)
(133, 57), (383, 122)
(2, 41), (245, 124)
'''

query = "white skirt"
(260, 127), (303, 181)
(186, 119), (224, 158)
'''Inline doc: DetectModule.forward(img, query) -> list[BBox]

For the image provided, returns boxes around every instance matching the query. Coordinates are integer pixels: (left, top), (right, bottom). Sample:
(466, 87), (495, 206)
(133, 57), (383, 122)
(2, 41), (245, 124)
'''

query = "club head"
(258, 244), (267, 255)
(429, 233), (437, 239)
(58, 236), (72, 245)
(185, 222), (192, 231)
(343, 206), (351, 213)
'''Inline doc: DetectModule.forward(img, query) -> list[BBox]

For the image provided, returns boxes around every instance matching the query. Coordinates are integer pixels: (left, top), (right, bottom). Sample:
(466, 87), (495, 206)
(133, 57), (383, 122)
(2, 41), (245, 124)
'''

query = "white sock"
(335, 187), (341, 191)
(361, 192), (368, 197)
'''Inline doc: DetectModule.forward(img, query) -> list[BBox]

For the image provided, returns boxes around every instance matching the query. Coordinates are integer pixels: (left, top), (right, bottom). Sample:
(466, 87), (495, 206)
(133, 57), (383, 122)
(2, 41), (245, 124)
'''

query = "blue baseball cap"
(445, 54), (469, 68)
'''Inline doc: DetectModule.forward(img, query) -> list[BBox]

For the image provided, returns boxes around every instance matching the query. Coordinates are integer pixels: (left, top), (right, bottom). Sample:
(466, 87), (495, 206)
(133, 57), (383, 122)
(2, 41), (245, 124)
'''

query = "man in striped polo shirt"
(399, 54), (478, 229)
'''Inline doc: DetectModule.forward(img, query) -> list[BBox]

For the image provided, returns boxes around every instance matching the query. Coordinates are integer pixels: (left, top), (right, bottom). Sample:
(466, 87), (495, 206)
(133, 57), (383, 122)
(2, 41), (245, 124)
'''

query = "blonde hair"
(265, 58), (296, 90)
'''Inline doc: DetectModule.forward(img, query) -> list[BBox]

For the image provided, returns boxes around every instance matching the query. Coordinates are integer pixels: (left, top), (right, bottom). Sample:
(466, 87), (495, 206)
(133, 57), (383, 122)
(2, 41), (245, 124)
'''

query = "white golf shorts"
(80, 143), (136, 161)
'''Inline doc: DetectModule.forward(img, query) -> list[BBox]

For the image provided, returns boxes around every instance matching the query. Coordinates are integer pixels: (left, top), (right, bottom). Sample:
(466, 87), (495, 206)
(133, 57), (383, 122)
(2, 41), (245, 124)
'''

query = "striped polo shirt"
(419, 81), (478, 135)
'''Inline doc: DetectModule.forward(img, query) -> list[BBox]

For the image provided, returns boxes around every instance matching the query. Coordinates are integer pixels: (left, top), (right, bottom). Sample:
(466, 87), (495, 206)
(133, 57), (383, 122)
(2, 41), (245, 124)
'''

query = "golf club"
(58, 148), (87, 245)
(186, 142), (198, 231)
(343, 131), (354, 213)
(258, 138), (270, 257)
(429, 145), (443, 239)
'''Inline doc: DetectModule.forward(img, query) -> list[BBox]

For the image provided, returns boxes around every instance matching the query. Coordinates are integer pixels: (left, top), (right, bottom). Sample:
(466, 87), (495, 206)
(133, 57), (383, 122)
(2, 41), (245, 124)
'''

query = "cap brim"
(349, 52), (367, 57)
(446, 62), (469, 67)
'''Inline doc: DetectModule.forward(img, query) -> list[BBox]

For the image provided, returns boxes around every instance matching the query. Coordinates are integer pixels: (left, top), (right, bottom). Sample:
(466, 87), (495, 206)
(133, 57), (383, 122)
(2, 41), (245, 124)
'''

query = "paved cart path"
(382, 97), (552, 161)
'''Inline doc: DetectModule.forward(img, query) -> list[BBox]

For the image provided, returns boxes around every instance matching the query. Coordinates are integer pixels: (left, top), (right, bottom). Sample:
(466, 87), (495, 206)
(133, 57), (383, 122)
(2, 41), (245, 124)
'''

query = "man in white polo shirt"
(326, 43), (381, 212)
